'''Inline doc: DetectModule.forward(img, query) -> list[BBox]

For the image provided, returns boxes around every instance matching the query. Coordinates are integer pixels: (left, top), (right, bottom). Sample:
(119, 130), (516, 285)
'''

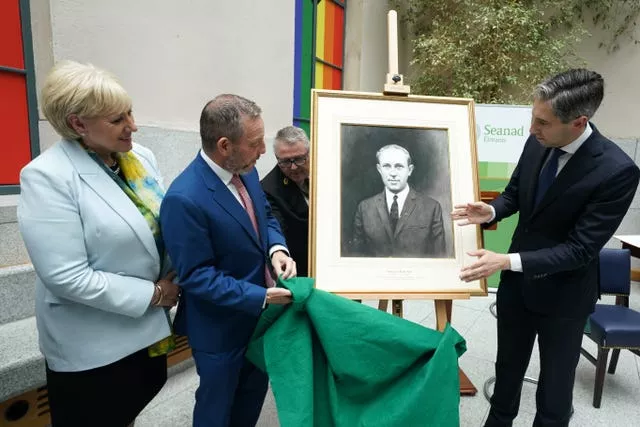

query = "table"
(614, 235), (640, 281)
(615, 235), (640, 257)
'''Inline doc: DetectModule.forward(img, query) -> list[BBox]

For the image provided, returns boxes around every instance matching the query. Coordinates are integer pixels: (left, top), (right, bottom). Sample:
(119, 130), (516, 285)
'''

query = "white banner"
(475, 104), (531, 163)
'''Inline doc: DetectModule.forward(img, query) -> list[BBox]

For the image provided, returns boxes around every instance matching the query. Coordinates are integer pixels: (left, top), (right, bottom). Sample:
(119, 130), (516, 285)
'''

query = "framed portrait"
(309, 89), (486, 298)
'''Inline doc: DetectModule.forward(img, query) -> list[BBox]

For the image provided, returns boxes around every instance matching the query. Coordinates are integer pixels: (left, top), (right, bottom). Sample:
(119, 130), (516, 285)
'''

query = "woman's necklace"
(109, 162), (121, 175)
(105, 153), (120, 175)
(77, 140), (120, 175)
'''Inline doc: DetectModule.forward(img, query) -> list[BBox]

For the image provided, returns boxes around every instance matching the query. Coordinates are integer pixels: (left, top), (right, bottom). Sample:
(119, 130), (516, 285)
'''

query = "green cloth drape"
(246, 277), (467, 427)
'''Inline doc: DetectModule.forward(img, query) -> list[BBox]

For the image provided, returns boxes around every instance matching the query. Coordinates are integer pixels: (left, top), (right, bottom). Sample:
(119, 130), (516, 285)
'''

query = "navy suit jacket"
(160, 154), (287, 353)
(491, 125), (640, 317)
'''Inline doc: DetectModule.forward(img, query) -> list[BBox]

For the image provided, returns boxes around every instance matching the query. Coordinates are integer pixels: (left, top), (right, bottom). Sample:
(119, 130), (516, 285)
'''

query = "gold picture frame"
(309, 89), (487, 299)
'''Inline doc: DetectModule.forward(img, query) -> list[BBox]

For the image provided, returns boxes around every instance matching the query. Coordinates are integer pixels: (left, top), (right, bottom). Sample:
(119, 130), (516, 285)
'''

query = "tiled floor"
(137, 285), (640, 426)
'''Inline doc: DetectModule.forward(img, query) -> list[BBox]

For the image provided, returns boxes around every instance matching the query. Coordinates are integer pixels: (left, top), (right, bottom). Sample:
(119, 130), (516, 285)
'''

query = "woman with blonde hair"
(18, 61), (179, 426)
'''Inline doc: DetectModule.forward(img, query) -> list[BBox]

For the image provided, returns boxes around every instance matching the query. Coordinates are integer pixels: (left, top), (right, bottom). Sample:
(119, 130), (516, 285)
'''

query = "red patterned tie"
(231, 174), (275, 288)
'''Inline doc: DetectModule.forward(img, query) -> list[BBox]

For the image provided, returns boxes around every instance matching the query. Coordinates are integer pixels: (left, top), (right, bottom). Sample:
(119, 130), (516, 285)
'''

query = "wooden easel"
(377, 298), (476, 395)
(379, 10), (477, 396)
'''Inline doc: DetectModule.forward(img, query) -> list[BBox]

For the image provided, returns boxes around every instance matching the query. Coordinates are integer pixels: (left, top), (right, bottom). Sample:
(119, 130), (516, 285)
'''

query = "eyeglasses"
(277, 155), (308, 168)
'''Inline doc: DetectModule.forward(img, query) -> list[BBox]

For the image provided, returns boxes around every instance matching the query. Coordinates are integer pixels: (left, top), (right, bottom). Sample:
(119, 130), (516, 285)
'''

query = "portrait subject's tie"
(390, 194), (399, 230)
(535, 147), (563, 207)
(231, 174), (275, 288)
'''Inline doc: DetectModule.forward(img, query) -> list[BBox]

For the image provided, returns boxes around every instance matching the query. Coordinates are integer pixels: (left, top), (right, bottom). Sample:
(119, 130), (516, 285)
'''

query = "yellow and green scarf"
(88, 149), (175, 357)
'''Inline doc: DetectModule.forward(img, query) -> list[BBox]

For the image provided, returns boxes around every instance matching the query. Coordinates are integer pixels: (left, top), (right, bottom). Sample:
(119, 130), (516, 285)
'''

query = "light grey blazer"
(17, 140), (171, 372)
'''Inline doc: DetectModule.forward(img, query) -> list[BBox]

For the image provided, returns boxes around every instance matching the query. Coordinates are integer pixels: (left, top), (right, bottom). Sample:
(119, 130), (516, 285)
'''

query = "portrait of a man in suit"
(343, 138), (453, 258)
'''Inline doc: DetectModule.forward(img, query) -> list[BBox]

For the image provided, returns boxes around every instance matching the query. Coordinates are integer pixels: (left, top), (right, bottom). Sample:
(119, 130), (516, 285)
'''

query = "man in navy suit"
(453, 69), (640, 426)
(160, 94), (296, 427)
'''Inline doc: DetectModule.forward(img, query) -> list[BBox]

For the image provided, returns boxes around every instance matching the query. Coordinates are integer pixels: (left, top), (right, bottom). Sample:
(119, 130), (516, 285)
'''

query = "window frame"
(293, 0), (347, 131)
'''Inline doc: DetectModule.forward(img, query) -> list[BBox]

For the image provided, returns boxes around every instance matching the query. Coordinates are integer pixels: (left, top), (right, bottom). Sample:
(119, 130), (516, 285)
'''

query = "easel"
(377, 10), (477, 396)
(376, 297), (477, 396)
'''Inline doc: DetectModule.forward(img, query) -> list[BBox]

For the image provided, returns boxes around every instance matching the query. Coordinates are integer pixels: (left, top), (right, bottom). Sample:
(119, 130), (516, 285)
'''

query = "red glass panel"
(0, 0), (25, 68)
(0, 73), (31, 185)
(333, 3), (344, 68)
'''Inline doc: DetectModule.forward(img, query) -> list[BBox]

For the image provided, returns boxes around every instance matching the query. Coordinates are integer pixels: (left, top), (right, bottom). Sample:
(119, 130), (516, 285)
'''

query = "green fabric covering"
(246, 277), (467, 427)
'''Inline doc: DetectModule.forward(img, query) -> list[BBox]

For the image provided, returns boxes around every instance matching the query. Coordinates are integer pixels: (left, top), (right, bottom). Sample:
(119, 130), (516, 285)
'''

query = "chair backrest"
(599, 248), (631, 295)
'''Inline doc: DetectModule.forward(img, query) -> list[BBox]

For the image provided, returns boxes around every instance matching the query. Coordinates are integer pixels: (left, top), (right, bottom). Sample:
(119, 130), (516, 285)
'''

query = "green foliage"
(578, 0), (640, 51)
(391, 0), (640, 103)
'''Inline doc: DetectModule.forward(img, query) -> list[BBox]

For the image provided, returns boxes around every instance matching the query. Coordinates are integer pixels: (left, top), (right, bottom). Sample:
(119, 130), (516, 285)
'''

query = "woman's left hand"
(156, 271), (180, 307)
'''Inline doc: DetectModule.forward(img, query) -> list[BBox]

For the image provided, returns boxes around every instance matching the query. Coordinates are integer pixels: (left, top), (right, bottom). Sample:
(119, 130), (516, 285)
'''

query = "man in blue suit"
(453, 69), (640, 426)
(160, 94), (296, 427)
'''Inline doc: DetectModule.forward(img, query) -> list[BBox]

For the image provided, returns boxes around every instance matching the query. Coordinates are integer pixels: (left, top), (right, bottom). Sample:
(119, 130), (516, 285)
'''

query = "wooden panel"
(481, 191), (500, 230)
(167, 335), (193, 367)
(0, 386), (50, 427)
(459, 368), (477, 396)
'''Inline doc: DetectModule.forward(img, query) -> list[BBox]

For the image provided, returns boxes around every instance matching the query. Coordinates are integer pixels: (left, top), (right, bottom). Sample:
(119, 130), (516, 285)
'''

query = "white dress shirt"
(385, 185), (410, 215)
(489, 124), (593, 272)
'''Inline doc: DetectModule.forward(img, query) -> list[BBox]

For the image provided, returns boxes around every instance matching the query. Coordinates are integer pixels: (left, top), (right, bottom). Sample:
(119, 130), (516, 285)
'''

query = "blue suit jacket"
(160, 154), (287, 353)
(490, 125), (640, 317)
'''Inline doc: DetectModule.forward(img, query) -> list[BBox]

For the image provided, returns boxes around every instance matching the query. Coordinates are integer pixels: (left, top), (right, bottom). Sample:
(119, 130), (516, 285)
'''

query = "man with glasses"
(261, 126), (311, 276)
(349, 144), (447, 258)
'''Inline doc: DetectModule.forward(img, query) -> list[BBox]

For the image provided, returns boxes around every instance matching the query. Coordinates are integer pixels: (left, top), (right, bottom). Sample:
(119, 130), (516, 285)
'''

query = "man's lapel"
(196, 157), (262, 249)
(523, 142), (548, 216)
(394, 189), (417, 237)
(244, 173), (269, 250)
(374, 191), (394, 240)
(531, 133), (603, 218)
(291, 184), (310, 217)
(281, 172), (309, 219)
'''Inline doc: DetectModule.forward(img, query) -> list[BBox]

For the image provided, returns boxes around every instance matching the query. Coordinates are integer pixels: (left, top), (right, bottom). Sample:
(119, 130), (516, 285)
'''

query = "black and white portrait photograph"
(340, 124), (455, 259)
(310, 91), (483, 296)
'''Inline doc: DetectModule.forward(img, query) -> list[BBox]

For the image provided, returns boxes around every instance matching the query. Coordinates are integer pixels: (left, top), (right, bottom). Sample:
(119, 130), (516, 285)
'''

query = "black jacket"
(261, 166), (310, 277)
(490, 125), (640, 317)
